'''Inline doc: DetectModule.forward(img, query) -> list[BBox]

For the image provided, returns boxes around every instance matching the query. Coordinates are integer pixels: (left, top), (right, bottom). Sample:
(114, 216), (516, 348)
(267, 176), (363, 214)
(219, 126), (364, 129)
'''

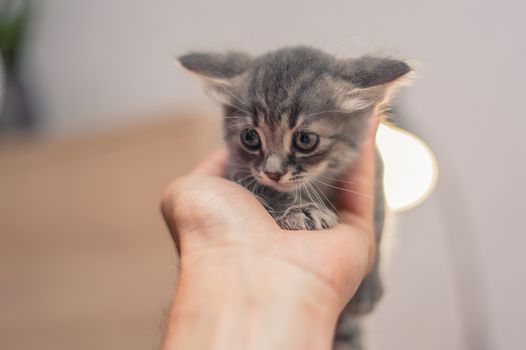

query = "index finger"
(338, 116), (380, 227)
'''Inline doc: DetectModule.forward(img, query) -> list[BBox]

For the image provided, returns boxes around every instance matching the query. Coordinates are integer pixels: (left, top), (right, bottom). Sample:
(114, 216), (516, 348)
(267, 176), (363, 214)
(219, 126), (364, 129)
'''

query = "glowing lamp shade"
(376, 123), (438, 211)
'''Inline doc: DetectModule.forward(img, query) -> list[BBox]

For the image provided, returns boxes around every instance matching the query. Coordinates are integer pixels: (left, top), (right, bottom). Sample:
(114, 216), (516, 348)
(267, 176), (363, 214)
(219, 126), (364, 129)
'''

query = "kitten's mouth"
(255, 176), (304, 192)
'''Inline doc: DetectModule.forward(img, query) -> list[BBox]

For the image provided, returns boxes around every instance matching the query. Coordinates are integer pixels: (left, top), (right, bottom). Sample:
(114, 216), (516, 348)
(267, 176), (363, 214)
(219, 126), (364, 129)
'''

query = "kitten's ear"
(178, 51), (252, 103)
(334, 56), (413, 113)
(335, 56), (412, 88)
(178, 51), (252, 81)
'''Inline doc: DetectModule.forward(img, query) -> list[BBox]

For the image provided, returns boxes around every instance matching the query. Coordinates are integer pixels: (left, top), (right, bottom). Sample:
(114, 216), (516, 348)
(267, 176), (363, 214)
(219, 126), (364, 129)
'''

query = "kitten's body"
(180, 46), (411, 349)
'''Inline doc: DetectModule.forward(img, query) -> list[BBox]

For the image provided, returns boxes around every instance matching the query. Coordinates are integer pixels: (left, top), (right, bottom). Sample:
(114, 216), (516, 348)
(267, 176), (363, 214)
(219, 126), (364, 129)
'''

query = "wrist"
(163, 246), (341, 350)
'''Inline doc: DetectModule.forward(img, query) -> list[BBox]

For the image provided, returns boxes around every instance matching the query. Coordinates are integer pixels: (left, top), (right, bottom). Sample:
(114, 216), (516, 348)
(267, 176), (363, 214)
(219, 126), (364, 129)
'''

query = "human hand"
(161, 117), (380, 350)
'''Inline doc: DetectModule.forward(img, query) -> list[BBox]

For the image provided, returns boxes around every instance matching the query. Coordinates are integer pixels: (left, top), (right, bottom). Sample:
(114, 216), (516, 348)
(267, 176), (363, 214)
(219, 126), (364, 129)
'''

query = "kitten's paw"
(277, 205), (338, 230)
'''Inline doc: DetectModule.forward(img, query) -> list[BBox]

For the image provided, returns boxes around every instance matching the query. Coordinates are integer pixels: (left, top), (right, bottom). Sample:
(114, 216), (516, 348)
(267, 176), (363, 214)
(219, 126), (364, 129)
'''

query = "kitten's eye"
(294, 132), (319, 152)
(240, 128), (261, 150)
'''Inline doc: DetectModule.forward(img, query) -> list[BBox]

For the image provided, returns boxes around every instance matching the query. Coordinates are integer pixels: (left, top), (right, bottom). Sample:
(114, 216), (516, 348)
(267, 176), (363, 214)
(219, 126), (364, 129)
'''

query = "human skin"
(160, 117), (380, 350)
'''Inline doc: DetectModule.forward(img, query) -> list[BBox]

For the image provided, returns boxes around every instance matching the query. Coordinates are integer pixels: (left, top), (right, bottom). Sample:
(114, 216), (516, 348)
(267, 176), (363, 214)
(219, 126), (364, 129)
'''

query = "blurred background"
(0, 0), (524, 349)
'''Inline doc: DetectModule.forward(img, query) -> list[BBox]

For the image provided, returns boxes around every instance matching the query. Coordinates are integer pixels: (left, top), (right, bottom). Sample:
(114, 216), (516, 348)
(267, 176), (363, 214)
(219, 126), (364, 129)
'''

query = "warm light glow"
(376, 123), (438, 211)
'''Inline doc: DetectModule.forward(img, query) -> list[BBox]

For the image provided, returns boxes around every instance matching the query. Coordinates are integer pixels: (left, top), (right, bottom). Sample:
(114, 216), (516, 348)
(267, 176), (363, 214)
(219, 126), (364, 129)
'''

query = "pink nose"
(265, 171), (284, 182)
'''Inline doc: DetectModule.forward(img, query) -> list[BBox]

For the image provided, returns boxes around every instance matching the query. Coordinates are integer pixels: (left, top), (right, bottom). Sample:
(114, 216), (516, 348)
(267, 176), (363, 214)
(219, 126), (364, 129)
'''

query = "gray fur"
(179, 46), (411, 349)
(179, 51), (253, 79)
(335, 56), (411, 88)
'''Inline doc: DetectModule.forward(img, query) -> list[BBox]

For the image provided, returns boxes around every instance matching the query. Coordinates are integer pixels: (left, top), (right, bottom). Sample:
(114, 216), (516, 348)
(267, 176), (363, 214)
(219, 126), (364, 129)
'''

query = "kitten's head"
(179, 46), (411, 192)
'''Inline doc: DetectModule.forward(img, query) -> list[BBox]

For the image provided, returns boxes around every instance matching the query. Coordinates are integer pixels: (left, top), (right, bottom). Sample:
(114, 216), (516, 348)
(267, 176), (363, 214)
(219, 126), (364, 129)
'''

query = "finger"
(191, 147), (229, 176)
(338, 115), (380, 227)
(335, 115), (381, 272)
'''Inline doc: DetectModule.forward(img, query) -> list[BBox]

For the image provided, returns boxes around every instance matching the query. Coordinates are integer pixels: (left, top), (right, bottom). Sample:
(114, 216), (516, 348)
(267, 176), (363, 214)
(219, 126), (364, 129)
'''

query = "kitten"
(179, 46), (411, 349)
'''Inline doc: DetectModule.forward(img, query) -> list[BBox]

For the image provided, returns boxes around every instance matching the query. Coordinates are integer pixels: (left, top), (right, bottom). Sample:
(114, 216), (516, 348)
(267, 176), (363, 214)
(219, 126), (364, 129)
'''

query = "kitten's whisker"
(300, 184), (305, 207)
(234, 174), (256, 188)
(294, 185), (300, 207)
(229, 166), (251, 173)
(234, 174), (254, 184)
(223, 103), (253, 116)
(314, 179), (372, 199)
(224, 126), (252, 133)
(229, 169), (252, 181)
(301, 109), (352, 119)
(311, 182), (342, 220)
(228, 168), (249, 176)
(223, 116), (248, 120)
(226, 160), (246, 166)
(225, 122), (251, 129)
(227, 162), (250, 170)
(229, 166), (250, 172)
(224, 120), (250, 125)
(289, 185), (299, 207)
(249, 183), (276, 213)
(307, 182), (330, 213)
(244, 178), (258, 192)
(303, 183), (317, 206)
(308, 182), (326, 208)
(218, 87), (251, 110)
(318, 175), (356, 185)
(257, 196), (273, 211)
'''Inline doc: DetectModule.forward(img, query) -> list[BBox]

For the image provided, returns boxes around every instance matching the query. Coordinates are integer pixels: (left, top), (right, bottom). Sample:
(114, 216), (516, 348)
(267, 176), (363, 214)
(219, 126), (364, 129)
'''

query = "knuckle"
(163, 176), (193, 201)
(161, 176), (195, 213)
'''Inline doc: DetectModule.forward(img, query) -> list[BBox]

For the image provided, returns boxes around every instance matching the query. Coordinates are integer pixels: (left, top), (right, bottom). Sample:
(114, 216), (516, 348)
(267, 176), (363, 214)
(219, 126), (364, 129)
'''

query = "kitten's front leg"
(277, 204), (338, 230)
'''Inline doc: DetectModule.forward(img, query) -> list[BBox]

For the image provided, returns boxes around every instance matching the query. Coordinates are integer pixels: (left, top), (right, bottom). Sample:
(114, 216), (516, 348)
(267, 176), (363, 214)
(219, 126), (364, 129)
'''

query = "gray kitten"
(179, 46), (411, 349)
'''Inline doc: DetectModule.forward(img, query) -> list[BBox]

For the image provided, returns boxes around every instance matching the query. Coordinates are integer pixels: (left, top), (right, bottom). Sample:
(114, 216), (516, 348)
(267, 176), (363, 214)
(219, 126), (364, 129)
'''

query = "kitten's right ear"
(179, 51), (252, 79)
(178, 51), (252, 81)
(178, 51), (252, 103)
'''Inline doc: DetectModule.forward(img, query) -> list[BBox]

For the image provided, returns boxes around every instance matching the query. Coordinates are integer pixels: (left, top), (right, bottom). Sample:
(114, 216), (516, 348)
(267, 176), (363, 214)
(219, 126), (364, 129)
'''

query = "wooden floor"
(0, 116), (223, 350)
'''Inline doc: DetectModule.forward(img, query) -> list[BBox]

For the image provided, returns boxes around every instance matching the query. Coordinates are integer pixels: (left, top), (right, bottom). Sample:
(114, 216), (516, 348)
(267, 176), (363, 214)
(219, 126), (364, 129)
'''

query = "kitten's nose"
(265, 171), (284, 182)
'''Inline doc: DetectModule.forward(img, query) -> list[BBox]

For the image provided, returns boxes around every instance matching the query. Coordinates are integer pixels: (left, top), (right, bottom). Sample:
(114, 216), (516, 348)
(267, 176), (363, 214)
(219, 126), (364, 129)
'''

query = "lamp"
(376, 123), (438, 211)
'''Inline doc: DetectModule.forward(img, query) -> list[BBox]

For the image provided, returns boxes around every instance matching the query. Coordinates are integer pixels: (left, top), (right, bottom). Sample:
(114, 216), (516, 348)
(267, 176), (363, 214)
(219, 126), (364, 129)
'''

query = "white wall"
(26, 0), (526, 349)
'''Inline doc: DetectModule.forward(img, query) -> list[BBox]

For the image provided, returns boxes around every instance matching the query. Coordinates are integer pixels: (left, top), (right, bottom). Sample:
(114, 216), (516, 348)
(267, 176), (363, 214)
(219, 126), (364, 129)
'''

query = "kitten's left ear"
(335, 56), (412, 88)
(334, 56), (413, 112)
(178, 51), (253, 103)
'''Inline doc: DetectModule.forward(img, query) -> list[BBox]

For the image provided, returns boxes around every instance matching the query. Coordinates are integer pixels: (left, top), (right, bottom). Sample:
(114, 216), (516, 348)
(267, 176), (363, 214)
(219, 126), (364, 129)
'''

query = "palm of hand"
(163, 174), (373, 311)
